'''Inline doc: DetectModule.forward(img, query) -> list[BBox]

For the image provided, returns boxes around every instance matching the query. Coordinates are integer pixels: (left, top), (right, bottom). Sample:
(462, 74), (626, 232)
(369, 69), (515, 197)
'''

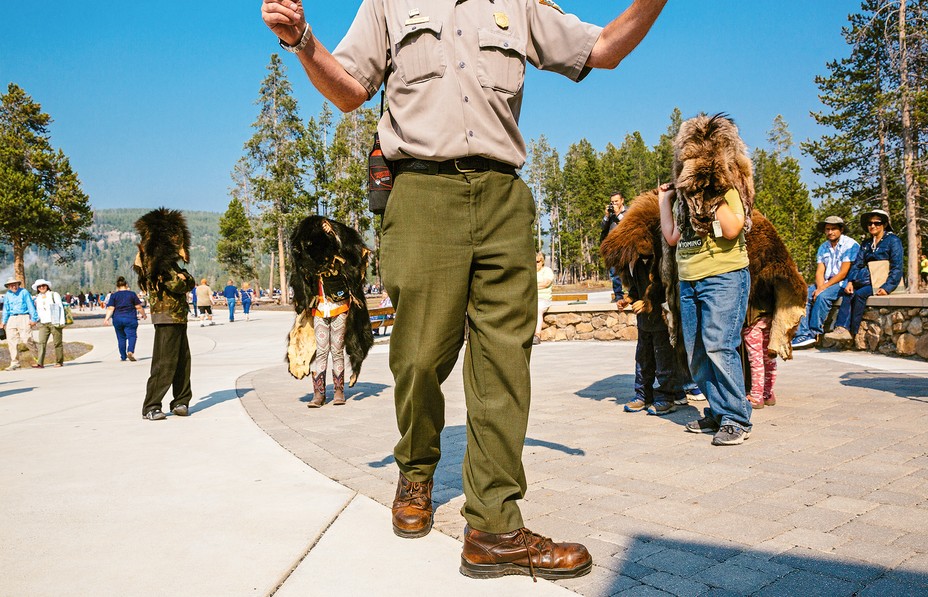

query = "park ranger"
(262, 0), (667, 580)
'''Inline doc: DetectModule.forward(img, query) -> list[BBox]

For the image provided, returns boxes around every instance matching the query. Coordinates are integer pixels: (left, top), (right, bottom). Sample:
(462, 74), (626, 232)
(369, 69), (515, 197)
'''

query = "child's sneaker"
(623, 398), (648, 412)
(647, 401), (677, 416)
(673, 394), (689, 406)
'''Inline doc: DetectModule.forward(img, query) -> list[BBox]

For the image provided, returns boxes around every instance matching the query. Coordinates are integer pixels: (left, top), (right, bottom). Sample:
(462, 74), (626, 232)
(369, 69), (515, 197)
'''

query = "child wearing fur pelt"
(623, 252), (685, 415)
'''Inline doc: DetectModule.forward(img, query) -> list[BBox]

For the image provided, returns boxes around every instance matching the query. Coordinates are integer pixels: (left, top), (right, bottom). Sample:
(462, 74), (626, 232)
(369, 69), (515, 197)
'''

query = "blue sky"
(1, 1), (855, 213)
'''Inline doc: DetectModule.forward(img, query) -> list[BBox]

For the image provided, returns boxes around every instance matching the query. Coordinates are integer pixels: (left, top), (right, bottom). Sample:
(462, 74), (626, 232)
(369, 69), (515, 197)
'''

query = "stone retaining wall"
(541, 295), (928, 362)
(539, 303), (637, 342)
(831, 294), (928, 360)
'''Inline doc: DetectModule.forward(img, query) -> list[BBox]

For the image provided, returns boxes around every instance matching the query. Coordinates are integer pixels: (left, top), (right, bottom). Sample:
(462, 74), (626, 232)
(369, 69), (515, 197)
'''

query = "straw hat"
(31, 278), (53, 291)
(3, 276), (22, 288)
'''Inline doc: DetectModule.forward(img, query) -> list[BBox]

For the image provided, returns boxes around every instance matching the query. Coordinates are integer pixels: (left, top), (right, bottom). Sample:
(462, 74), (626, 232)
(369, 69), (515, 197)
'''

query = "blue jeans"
(608, 267), (623, 299)
(834, 284), (873, 335)
(679, 268), (752, 431)
(227, 299), (236, 321)
(635, 327), (683, 404)
(242, 300), (251, 315)
(795, 284), (841, 338)
(113, 317), (138, 360)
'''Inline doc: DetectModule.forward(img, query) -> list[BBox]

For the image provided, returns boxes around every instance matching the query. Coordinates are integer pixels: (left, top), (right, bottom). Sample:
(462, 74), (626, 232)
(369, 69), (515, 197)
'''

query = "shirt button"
(503, 42), (509, 48)
(459, 61), (466, 69)
(457, 29), (463, 36)
(468, 131), (474, 137)
(464, 96), (469, 103)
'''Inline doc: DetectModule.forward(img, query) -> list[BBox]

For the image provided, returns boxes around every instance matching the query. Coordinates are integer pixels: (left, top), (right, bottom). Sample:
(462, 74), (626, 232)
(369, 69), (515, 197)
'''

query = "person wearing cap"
(826, 209), (904, 343)
(791, 216), (859, 348)
(31, 279), (67, 368)
(0, 276), (39, 370)
(262, 0), (666, 580)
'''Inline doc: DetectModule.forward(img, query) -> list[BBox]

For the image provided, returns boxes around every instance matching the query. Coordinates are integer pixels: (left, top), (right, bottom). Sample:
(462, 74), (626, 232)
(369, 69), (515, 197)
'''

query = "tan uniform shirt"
(333, 0), (602, 167)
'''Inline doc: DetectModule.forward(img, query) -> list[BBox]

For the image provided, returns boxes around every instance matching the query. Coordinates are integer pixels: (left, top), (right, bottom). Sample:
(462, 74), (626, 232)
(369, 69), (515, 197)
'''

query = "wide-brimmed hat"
(860, 209), (893, 233)
(31, 278), (52, 291)
(4, 276), (22, 288)
(816, 215), (845, 234)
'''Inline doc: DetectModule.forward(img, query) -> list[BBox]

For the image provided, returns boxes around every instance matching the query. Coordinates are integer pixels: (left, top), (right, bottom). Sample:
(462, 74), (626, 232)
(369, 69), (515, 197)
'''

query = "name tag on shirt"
(405, 16), (430, 26)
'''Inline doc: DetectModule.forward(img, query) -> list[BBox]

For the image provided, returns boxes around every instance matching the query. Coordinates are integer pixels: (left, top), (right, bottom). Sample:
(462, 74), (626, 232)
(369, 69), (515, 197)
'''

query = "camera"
(607, 204), (615, 215)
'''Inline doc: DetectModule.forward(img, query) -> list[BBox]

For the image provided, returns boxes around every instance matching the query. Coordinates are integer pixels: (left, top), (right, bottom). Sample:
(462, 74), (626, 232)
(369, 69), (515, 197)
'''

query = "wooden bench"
(369, 306), (396, 334)
(552, 293), (588, 302)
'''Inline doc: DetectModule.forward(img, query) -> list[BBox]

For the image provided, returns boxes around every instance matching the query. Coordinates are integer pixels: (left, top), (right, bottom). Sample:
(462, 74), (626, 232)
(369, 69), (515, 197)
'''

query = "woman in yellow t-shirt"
(659, 183), (752, 446)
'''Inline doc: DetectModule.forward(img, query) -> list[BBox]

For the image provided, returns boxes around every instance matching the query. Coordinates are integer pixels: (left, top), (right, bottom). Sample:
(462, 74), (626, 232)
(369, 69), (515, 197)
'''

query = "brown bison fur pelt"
(133, 207), (191, 293)
(673, 113), (755, 237)
(600, 190), (663, 314)
(287, 216), (374, 387)
(743, 214), (807, 360)
(600, 192), (805, 363)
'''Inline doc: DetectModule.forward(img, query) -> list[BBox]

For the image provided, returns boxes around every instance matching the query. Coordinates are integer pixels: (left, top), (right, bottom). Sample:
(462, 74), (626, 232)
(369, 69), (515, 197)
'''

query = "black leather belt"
(394, 157), (516, 176)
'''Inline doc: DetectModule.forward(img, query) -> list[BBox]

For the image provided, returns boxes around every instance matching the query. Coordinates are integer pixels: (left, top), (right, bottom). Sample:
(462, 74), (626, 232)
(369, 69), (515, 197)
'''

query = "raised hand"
(261, 0), (306, 45)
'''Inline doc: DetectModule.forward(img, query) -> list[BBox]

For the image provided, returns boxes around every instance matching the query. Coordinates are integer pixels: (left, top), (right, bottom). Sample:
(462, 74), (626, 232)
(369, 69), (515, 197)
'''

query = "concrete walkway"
(0, 310), (568, 596)
(3, 309), (928, 596)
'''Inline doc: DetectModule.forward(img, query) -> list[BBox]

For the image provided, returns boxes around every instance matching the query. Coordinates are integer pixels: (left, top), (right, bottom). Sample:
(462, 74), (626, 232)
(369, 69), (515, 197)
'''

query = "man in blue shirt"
(792, 216), (859, 348)
(222, 280), (239, 322)
(1, 276), (39, 370)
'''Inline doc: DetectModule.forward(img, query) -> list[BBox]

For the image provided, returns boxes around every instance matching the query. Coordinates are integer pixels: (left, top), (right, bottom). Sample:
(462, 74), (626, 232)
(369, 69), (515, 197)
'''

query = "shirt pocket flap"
(477, 28), (526, 57)
(398, 20), (443, 44)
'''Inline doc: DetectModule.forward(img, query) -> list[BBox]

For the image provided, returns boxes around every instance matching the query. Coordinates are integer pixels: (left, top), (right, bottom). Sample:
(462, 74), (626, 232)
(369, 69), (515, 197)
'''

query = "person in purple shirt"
(104, 276), (147, 361)
(222, 280), (239, 322)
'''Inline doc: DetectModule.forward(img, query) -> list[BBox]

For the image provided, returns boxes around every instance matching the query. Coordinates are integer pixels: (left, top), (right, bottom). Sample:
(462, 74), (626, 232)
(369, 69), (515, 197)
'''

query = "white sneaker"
(6, 363), (20, 371)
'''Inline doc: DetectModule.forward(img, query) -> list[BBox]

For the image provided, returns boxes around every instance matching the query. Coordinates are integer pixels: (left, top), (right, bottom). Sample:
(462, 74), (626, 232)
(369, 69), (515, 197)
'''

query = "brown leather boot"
(460, 525), (592, 581)
(391, 473), (433, 538)
(308, 371), (326, 408)
(332, 372), (346, 405)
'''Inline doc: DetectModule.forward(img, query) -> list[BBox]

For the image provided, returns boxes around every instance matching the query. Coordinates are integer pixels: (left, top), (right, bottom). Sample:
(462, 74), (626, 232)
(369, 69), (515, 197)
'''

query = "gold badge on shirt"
(494, 12), (509, 29)
(538, 0), (564, 14)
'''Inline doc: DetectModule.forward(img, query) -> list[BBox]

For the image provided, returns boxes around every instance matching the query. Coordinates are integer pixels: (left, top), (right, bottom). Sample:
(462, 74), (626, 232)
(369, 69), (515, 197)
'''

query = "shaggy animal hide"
(601, 192), (805, 361)
(600, 189), (663, 314)
(287, 216), (374, 386)
(673, 113), (755, 237)
(133, 207), (191, 292)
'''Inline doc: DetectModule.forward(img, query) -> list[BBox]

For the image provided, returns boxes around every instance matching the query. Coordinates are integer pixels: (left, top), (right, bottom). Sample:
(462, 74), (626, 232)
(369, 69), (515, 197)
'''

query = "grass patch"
(0, 341), (93, 368)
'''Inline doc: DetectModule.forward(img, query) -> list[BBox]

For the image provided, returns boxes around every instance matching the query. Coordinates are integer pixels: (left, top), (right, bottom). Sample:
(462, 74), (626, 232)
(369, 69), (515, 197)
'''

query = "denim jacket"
(848, 231), (904, 293)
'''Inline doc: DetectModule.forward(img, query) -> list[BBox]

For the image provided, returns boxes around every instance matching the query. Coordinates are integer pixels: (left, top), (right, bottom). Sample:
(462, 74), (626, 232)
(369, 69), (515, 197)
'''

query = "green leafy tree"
(245, 54), (309, 304)
(652, 108), (683, 187)
(615, 132), (654, 198)
(561, 139), (604, 281)
(0, 83), (92, 285)
(753, 116), (817, 278)
(326, 107), (377, 232)
(217, 197), (257, 283)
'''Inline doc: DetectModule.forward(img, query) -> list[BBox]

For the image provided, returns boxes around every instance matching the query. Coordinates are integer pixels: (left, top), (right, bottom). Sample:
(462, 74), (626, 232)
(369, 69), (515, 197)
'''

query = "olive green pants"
(381, 169), (537, 534)
(37, 322), (64, 365)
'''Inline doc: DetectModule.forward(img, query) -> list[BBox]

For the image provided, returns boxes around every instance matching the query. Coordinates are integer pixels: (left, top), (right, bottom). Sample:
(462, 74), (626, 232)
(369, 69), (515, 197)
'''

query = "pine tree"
(0, 83), (92, 286)
(561, 139), (604, 281)
(217, 197), (257, 282)
(245, 54), (309, 304)
(652, 108), (683, 188)
(753, 116), (817, 278)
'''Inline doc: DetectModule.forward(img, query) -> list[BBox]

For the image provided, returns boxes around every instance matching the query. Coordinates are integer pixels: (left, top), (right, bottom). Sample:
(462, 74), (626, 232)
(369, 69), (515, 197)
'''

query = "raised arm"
(262, 1), (368, 112)
(586, 0), (667, 69)
(658, 183), (681, 246)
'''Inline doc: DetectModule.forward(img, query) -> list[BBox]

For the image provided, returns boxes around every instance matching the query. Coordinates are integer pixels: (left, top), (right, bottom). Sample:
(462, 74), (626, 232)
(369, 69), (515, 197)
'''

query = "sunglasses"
(867, 221), (884, 227)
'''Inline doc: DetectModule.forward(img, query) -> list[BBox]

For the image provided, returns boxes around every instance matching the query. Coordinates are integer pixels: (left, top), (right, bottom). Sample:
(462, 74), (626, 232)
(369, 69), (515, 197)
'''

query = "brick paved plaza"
(243, 340), (928, 596)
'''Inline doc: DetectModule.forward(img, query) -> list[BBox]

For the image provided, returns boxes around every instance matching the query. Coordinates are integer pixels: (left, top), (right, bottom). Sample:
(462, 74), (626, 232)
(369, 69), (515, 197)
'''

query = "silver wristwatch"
(279, 23), (313, 54)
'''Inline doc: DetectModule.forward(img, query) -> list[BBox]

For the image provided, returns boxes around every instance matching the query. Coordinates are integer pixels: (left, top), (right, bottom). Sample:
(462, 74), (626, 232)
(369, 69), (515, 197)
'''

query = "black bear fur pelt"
(133, 207), (192, 292)
(287, 216), (374, 386)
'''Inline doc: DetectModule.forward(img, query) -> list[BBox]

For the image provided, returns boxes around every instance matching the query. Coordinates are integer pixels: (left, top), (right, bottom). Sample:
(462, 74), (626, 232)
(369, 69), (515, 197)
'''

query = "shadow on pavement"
(575, 374), (635, 405)
(191, 389), (242, 413)
(295, 381), (390, 403)
(839, 371), (928, 402)
(589, 533), (928, 596)
(0, 386), (34, 399)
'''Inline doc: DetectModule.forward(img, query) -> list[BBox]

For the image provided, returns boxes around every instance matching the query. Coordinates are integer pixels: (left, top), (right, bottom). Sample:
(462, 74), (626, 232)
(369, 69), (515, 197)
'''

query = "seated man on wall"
(791, 216), (859, 348)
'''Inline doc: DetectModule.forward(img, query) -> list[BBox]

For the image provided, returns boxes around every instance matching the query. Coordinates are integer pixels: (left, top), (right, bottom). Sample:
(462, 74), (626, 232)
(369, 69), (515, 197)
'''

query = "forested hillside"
(17, 209), (229, 294)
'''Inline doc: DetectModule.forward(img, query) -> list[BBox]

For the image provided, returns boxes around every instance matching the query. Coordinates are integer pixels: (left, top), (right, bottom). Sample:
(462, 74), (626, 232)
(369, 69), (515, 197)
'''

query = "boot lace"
(518, 528), (553, 583)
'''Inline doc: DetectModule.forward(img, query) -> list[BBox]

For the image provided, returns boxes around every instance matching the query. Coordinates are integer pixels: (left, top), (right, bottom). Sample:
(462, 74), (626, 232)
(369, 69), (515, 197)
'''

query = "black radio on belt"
(368, 86), (393, 215)
(368, 131), (393, 215)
